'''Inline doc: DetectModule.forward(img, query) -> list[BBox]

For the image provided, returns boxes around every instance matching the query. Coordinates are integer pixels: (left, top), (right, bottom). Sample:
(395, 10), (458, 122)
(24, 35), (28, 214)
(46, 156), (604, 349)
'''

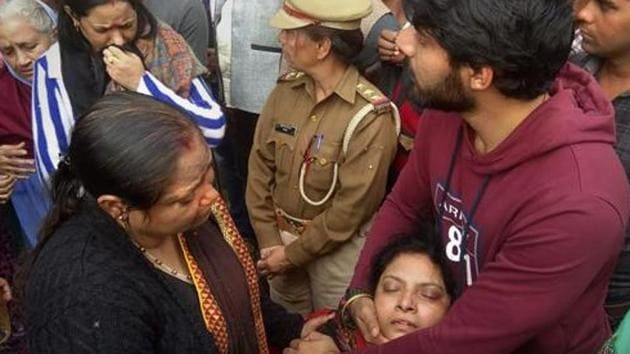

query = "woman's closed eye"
(382, 280), (402, 293)
(418, 286), (445, 301)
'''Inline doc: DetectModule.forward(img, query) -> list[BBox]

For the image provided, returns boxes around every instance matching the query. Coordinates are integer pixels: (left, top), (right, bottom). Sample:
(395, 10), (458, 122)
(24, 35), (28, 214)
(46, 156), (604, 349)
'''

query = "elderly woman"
(0, 1), (56, 350)
(246, 0), (399, 315)
(23, 92), (330, 353)
(32, 0), (225, 185)
(0, 0), (56, 246)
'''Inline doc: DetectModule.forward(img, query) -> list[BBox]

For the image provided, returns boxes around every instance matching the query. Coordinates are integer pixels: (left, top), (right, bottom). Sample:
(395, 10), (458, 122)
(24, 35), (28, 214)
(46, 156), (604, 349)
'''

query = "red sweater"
(0, 58), (33, 157)
(349, 63), (630, 353)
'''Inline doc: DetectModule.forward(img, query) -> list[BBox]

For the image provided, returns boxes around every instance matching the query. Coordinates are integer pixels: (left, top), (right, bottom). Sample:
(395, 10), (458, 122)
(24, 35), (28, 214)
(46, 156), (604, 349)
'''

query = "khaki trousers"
(269, 230), (366, 315)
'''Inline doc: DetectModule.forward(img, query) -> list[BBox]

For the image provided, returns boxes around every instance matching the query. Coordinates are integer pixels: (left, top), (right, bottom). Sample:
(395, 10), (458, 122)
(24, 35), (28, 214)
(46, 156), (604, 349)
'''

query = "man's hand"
(0, 175), (16, 204)
(378, 29), (405, 64)
(350, 296), (387, 344)
(0, 143), (35, 179)
(283, 332), (340, 354)
(103, 46), (145, 91)
(301, 312), (335, 338)
(0, 278), (11, 303)
(257, 246), (293, 276)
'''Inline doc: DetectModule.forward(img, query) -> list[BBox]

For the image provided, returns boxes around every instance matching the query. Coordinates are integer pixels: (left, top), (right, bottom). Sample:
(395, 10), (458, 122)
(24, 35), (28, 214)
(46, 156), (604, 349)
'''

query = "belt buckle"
(286, 218), (305, 235)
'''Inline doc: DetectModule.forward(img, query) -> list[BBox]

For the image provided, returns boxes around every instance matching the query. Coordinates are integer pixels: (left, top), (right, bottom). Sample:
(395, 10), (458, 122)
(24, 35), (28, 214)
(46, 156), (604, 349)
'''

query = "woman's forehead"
(384, 253), (443, 282)
(83, 0), (135, 23)
(172, 142), (211, 181)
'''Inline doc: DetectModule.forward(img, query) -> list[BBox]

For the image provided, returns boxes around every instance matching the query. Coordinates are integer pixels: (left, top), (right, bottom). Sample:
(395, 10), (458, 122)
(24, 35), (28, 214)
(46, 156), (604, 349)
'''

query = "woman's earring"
(117, 211), (129, 228)
(73, 21), (80, 32)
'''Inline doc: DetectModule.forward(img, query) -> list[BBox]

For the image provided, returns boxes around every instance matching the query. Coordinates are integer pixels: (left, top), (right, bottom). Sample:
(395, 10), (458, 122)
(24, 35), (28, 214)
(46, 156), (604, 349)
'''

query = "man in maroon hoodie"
(284, 0), (630, 353)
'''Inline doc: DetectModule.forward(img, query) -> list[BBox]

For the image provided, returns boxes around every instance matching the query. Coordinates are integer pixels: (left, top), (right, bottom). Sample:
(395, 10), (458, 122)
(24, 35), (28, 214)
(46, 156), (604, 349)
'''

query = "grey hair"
(0, 0), (55, 34)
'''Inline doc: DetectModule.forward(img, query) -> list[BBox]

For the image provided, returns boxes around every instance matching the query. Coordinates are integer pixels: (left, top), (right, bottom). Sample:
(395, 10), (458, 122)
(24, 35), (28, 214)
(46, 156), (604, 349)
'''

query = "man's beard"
(406, 67), (476, 113)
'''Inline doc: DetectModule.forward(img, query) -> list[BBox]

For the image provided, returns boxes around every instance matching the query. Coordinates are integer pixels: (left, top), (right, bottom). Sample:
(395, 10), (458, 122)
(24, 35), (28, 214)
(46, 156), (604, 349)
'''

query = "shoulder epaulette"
(356, 82), (391, 114)
(278, 70), (306, 82)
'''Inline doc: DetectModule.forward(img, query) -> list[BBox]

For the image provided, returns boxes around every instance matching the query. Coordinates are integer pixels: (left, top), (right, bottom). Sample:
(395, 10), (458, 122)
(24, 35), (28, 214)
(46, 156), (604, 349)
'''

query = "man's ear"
(96, 194), (128, 220)
(463, 65), (493, 91)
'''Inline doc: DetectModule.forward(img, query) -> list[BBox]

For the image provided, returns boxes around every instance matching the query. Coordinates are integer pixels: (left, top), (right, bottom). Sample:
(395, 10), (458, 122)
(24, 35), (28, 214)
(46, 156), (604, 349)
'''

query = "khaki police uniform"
(246, 0), (398, 314)
(246, 64), (398, 313)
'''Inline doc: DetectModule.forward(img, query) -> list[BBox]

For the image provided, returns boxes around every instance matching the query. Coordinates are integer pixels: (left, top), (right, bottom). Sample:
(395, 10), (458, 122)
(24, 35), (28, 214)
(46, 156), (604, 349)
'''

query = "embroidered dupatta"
(178, 197), (268, 354)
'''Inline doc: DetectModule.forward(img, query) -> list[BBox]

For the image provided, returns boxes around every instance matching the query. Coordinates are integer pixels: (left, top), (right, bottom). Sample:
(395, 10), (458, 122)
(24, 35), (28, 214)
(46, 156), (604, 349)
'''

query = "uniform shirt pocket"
(266, 130), (296, 180)
(303, 141), (341, 197)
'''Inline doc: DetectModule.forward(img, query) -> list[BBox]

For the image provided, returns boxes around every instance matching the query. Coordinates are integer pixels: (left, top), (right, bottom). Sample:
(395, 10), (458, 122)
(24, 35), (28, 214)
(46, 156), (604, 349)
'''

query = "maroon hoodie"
(349, 63), (630, 354)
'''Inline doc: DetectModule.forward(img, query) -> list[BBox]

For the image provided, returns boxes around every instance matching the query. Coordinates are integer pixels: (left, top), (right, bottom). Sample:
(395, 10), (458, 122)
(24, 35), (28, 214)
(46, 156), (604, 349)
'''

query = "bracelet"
(339, 289), (372, 329)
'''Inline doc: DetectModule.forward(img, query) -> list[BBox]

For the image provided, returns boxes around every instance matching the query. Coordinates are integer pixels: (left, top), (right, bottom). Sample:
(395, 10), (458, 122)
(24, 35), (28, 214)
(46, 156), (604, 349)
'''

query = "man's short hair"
(404, 0), (574, 100)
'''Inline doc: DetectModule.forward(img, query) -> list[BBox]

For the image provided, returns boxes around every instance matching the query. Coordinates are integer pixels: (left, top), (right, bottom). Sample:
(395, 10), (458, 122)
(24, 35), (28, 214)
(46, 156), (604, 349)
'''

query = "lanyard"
(435, 127), (491, 297)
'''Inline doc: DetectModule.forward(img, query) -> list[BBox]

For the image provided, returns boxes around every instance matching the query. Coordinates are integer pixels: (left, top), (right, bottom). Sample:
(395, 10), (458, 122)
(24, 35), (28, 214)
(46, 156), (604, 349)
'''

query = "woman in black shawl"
(22, 92), (324, 353)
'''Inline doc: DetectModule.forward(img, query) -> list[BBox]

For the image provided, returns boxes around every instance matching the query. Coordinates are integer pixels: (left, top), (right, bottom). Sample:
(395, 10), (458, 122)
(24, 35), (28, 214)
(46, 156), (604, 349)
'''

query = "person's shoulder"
(155, 21), (180, 39)
(32, 211), (143, 283)
(277, 70), (307, 83)
(272, 70), (308, 98)
(569, 50), (602, 74)
(354, 75), (393, 114)
(370, 13), (399, 35)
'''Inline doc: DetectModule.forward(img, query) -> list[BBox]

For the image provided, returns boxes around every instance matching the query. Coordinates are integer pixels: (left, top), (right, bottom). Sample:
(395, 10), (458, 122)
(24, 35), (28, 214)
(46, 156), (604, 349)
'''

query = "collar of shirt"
(290, 65), (360, 104)
(574, 52), (630, 99)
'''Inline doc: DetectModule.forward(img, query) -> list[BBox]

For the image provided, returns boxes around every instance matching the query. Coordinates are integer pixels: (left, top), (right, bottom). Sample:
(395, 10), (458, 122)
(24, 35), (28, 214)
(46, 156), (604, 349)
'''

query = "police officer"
(246, 0), (399, 314)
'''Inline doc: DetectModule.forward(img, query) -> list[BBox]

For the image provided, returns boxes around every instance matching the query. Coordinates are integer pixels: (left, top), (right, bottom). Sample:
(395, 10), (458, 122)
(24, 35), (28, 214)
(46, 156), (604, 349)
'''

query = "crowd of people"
(0, 0), (629, 353)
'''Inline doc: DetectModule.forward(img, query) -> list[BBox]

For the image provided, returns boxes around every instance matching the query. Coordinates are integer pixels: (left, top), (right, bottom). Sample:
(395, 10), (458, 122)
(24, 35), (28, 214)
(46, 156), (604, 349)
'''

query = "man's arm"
(353, 195), (626, 353)
(349, 115), (434, 291)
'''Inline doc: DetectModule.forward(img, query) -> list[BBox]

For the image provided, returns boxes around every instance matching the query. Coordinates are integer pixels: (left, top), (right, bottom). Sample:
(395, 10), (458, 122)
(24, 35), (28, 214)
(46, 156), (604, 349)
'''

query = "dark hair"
(14, 92), (203, 304)
(58, 0), (157, 50)
(39, 91), (203, 240)
(302, 25), (364, 65)
(403, 0), (574, 100)
(369, 231), (456, 300)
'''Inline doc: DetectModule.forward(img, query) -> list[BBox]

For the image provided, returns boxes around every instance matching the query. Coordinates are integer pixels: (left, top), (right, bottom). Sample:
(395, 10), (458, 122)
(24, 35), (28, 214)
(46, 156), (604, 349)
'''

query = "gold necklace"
(132, 238), (193, 284)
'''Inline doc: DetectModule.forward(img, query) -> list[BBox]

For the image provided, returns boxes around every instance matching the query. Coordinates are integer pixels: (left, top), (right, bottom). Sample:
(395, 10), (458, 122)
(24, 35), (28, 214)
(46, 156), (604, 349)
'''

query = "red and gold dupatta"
(178, 197), (268, 354)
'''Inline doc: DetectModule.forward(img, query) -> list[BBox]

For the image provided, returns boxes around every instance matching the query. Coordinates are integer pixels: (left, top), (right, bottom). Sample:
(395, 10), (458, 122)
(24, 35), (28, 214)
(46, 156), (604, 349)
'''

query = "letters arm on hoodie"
(283, 111), (399, 266)
(349, 115), (435, 291)
(136, 72), (225, 147)
(351, 195), (626, 354)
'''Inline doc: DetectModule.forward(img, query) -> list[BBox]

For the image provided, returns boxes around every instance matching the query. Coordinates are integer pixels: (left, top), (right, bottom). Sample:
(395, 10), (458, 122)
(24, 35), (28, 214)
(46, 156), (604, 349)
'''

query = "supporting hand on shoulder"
(350, 296), (387, 344)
